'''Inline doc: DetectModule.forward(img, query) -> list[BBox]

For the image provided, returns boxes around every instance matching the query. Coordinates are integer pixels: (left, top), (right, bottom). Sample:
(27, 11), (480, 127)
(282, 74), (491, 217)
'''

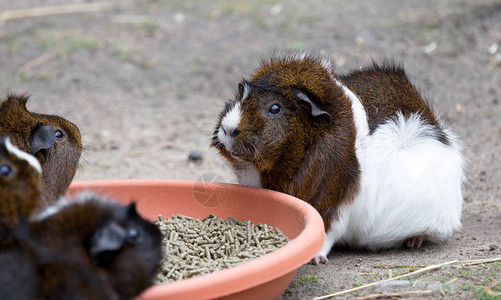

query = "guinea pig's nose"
(30, 124), (56, 155)
(230, 128), (240, 138)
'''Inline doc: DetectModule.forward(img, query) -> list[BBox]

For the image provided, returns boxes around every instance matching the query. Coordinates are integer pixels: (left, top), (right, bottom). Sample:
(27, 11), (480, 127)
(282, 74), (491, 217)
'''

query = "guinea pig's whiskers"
(246, 137), (258, 154)
(198, 121), (220, 126)
(194, 136), (212, 144)
(79, 155), (91, 167)
(81, 130), (93, 136)
(237, 136), (259, 161)
(81, 144), (99, 153)
(81, 145), (93, 152)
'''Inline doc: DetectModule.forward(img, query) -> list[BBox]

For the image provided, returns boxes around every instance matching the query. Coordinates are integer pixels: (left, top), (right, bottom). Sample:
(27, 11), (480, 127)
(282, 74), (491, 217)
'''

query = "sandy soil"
(1, 0), (500, 298)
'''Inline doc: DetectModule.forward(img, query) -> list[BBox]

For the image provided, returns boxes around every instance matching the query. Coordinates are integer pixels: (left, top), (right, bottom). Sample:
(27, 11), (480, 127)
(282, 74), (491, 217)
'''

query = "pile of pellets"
(153, 214), (290, 283)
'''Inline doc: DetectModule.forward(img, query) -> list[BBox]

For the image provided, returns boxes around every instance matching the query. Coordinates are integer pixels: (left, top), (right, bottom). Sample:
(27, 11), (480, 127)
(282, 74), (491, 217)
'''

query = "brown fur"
(0, 137), (41, 229)
(0, 94), (82, 206)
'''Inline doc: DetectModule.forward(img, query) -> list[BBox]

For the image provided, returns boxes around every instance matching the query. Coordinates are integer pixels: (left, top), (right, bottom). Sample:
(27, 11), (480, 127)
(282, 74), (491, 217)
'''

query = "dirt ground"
(1, 0), (500, 299)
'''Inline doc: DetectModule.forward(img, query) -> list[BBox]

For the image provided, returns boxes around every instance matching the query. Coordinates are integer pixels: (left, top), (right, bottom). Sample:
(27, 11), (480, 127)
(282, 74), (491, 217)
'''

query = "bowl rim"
(69, 179), (325, 300)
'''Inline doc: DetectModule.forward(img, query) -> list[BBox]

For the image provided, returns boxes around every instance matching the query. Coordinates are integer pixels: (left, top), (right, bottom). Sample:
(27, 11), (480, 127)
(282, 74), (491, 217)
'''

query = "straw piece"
(354, 290), (433, 300)
(458, 257), (501, 266)
(373, 264), (427, 269)
(314, 260), (459, 299)
(18, 52), (58, 73)
(0, 3), (112, 22)
(315, 257), (501, 299)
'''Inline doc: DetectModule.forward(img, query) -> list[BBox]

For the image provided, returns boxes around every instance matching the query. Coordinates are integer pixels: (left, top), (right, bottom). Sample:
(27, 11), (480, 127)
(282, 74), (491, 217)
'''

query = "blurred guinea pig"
(212, 52), (465, 264)
(0, 222), (117, 300)
(0, 136), (41, 231)
(0, 94), (82, 206)
(25, 193), (163, 299)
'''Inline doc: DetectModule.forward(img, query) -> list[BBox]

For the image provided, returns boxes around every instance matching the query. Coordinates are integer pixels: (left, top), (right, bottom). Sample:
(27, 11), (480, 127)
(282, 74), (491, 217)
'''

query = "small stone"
(188, 150), (203, 163)
(489, 245), (499, 251)
(423, 41), (437, 54)
(489, 43), (498, 54)
(270, 4), (283, 15)
(174, 13), (185, 23)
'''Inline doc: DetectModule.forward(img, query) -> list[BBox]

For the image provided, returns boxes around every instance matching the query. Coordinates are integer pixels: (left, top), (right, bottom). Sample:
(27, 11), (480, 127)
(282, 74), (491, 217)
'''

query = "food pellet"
(153, 214), (290, 283)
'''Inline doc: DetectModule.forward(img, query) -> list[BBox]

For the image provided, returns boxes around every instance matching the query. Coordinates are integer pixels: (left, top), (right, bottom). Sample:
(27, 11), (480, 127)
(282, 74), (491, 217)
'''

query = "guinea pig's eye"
(0, 164), (14, 178)
(54, 129), (65, 140)
(126, 227), (140, 243)
(267, 103), (283, 116)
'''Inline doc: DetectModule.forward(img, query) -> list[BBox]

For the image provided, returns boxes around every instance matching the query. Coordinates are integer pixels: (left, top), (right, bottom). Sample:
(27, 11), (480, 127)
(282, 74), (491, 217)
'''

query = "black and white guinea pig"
(0, 193), (163, 299)
(0, 136), (41, 229)
(212, 52), (465, 264)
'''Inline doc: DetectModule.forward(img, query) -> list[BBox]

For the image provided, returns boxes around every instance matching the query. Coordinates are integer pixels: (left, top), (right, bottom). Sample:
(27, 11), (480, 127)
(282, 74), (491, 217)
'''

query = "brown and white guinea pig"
(0, 94), (82, 206)
(0, 136), (42, 230)
(24, 193), (163, 299)
(212, 52), (465, 264)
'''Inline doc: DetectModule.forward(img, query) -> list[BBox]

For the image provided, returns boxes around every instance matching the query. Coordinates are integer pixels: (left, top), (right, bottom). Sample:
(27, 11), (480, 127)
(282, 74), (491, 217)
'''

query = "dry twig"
(0, 3), (112, 23)
(354, 290), (433, 300)
(373, 265), (426, 270)
(459, 257), (501, 266)
(314, 259), (458, 299)
(18, 52), (58, 73)
(315, 257), (501, 300)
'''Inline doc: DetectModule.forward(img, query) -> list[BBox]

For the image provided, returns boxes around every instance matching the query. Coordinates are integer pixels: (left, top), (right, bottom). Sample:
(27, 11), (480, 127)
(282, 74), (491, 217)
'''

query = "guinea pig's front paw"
(309, 255), (329, 265)
(405, 236), (423, 248)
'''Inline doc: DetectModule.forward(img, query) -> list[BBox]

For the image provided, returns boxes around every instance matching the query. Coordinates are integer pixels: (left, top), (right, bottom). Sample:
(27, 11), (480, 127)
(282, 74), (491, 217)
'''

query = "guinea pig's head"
(0, 94), (82, 205)
(212, 53), (342, 171)
(0, 136), (41, 224)
(89, 202), (162, 299)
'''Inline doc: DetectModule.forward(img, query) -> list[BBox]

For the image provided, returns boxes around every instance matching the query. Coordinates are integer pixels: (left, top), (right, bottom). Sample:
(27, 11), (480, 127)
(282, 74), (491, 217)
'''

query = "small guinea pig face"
(89, 203), (162, 298)
(0, 136), (41, 184)
(0, 137), (41, 223)
(90, 203), (162, 270)
(213, 78), (330, 169)
(36, 114), (82, 205)
(0, 95), (82, 205)
(214, 81), (296, 164)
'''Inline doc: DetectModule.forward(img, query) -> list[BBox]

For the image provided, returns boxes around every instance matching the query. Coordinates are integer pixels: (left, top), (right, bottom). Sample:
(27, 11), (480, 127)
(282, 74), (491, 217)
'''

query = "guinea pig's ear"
(30, 124), (56, 155)
(293, 89), (331, 122)
(89, 221), (127, 266)
(237, 79), (251, 100)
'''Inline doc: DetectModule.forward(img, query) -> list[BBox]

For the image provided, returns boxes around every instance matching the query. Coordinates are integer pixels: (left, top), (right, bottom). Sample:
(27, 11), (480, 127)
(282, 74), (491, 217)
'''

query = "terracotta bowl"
(68, 179), (325, 300)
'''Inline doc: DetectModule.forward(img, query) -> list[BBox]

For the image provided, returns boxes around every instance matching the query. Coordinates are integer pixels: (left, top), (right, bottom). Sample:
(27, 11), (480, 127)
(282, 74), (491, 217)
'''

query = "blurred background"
(1, 1), (500, 298)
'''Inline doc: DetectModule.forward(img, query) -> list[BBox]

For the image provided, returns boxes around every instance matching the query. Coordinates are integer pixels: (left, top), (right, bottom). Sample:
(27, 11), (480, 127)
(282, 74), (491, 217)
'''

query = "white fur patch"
(341, 112), (464, 250)
(314, 81), (465, 258)
(313, 205), (350, 260)
(3, 137), (41, 173)
(290, 51), (308, 61)
(218, 102), (241, 152)
(321, 57), (333, 71)
(235, 163), (262, 188)
(335, 79), (370, 146)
